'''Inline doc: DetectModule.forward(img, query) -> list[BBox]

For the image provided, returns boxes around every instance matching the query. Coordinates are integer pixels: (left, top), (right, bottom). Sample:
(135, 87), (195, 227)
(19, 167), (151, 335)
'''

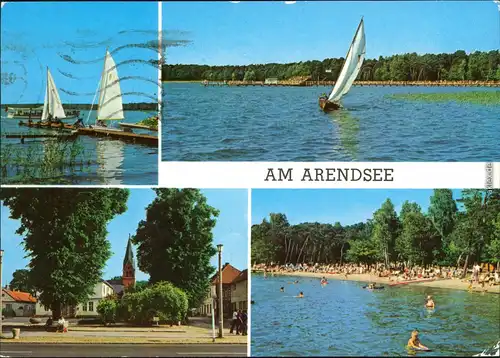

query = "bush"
(118, 281), (188, 325)
(97, 298), (117, 325)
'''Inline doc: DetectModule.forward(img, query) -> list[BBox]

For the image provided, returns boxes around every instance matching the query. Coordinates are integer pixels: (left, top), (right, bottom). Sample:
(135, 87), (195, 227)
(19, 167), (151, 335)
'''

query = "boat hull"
(319, 97), (341, 111)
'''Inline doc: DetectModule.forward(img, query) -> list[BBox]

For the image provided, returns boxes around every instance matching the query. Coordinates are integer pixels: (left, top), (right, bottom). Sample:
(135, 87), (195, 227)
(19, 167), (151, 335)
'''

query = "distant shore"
(163, 80), (500, 87)
(252, 270), (500, 294)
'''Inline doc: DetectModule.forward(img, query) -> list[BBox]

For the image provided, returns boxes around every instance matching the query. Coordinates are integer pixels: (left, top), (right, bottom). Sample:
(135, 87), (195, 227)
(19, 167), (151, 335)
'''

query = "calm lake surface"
(162, 83), (500, 161)
(251, 274), (500, 356)
(1, 110), (158, 185)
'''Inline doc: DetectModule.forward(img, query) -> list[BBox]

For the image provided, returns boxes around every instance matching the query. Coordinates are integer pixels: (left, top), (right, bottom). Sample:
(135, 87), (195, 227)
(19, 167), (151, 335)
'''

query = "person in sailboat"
(96, 119), (107, 128)
(54, 116), (63, 126)
(73, 117), (85, 128)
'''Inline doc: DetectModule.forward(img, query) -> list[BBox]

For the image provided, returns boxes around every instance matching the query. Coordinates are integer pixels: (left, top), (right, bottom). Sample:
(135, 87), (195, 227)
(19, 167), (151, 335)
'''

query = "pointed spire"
(123, 235), (135, 269)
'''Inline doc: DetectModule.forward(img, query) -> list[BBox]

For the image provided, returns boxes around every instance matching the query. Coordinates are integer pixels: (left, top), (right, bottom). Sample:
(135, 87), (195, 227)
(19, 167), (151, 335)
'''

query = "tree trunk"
(52, 302), (62, 320)
(340, 242), (345, 265)
(296, 236), (309, 265)
(456, 253), (463, 270)
(461, 253), (470, 279)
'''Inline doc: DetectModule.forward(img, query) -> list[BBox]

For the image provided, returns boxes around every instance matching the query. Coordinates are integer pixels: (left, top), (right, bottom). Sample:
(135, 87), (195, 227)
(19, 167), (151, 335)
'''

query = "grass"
(387, 91), (500, 105)
(0, 335), (247, 345)
(0, 138), (92, 184)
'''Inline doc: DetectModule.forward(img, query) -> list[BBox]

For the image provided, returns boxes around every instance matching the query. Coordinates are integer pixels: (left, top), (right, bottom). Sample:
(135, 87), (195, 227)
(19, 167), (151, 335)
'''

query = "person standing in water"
(425, 295), (435, 308)
(280, 287), (285, 292)
(407, 330), (429, 350)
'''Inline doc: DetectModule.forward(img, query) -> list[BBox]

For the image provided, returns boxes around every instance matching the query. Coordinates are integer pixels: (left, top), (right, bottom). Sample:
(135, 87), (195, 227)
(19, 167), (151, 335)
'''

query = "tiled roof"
(212, 263), (241, 284)
(232, 269), (248, 284)
(3, 289), (37, 303)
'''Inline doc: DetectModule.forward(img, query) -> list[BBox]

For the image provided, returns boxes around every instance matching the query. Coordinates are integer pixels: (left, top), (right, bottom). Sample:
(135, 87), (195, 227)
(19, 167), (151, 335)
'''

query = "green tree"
(372, 199), (400, 266)
(9, 269), (35, 294)
(132, 189), (219, 308)
(97, 297), (117, 325)
(1, 188), (129, 319)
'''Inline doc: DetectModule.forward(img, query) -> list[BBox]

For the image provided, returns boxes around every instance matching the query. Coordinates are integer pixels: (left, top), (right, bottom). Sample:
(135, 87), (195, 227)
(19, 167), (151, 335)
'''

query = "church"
(35, 237), (136, 318)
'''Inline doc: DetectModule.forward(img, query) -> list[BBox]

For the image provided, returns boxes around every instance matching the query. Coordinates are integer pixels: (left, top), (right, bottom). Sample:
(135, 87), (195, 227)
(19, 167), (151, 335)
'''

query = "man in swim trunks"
(407, 330), (429, 350)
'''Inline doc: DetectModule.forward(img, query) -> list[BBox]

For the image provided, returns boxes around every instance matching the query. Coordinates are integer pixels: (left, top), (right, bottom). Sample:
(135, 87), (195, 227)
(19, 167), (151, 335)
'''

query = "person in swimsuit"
(280, 287), (284, 292)
(296, 292), (304, 298)
(407, 330), (429, 350)
(425, 295), (435, 308)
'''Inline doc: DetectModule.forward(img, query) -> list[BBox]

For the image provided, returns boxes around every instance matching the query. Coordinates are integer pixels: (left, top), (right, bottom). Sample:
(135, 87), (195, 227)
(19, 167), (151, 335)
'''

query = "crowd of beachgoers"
(252, 262), (500, 287)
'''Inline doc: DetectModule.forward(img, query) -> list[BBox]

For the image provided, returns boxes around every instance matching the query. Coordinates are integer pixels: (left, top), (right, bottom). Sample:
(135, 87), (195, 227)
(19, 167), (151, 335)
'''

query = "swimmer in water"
(296, 291), (304, 298)
(280, 287), (284, 292)
(294, 280), (299, 284)
(425, 295), (435, 308)
(407, 330), (429, 350)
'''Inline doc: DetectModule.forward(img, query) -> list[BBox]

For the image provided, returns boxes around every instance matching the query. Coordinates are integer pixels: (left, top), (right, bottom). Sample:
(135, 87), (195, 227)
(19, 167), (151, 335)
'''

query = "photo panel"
(251, 189), (500, 357)
(161, 1), (500, 163)
(1, 1), (160, 185)
(0, 188), (248, 356)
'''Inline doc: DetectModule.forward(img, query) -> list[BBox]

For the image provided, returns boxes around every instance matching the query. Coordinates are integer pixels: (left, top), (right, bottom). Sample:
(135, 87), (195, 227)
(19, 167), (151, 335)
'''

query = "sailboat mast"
(96, 48), (108, 124)
(46, 67), (50, 119)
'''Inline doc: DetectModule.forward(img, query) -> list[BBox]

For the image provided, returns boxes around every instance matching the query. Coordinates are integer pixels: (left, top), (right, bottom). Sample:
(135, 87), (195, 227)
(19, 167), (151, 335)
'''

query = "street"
(0, 343), (247, 357)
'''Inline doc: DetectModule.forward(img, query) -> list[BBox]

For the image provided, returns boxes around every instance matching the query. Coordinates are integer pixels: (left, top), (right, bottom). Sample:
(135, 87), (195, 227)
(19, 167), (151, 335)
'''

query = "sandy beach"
(252, 270), (500, 294)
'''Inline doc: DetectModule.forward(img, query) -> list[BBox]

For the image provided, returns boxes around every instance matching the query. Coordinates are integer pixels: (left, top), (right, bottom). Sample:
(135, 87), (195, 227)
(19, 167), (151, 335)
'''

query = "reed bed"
(387, 91), (500, 105)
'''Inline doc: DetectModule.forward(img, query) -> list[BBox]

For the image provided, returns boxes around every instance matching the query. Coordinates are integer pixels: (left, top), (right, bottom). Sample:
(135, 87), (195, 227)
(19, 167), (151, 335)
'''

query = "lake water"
(1, 110), (158, 185)
(162, 83), (500, 161)
(251, 274), (500, 356)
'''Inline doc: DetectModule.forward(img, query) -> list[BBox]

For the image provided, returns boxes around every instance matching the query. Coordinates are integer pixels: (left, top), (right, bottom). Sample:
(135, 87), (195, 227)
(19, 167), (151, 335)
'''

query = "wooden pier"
(18, 121), (158, 147)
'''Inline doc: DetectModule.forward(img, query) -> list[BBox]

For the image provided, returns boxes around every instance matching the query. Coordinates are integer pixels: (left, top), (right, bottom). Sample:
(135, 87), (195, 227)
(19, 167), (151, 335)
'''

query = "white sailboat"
(92, 49), (124, 130)
(319, 17), (366, 111)
(41, 67), (67, 122)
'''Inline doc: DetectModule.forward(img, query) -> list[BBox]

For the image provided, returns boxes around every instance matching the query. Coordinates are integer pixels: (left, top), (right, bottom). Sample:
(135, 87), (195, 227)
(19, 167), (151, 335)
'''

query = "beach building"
(265, 78), (279, 85)
(1, 289), (37, 317)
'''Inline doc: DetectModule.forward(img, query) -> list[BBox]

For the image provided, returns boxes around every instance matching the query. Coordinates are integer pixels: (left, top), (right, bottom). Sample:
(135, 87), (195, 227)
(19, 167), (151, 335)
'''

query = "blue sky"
(252, 189), (463, 226)
(1, 1), (159, 104)
(1, 189), (248, 287)
(163, 1), (500, 65)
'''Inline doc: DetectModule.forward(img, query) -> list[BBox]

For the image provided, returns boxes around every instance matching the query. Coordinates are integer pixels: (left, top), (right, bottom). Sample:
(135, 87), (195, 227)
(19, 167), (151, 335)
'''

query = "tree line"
(251, 190), (500, 275)
(2, 188), (219, 320)
(163, 50), (500, 82)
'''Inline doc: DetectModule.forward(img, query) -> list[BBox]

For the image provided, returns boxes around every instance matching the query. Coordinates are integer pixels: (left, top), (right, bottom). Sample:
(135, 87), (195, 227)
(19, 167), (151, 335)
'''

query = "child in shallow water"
(407, 330), (429, 350)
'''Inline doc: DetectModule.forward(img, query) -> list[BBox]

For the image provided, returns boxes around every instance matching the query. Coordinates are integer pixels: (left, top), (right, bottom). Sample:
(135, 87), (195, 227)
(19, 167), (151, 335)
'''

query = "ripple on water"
(251, 275), (500, 357)
(162, 84), (500, 161)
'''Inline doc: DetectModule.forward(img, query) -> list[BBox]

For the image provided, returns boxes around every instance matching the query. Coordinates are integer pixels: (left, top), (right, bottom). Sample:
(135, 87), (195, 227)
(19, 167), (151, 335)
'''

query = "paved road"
(0, 343), (247, 357)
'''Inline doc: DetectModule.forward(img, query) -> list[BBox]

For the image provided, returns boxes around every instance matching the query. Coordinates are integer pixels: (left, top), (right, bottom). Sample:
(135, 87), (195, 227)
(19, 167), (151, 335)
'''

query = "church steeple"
(122, 235), (136, 289)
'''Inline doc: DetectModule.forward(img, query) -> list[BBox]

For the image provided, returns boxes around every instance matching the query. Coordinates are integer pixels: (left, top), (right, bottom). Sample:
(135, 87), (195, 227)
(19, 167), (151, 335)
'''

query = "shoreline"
(252, 270), (500, 294)
(162, 80), (500, 87)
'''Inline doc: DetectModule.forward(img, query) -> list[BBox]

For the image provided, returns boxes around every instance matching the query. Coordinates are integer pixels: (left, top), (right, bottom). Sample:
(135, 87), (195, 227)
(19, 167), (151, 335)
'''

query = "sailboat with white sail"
(7, 68), (79, 121)
(319, 17), (366, 111)
(41, 67), (67, 122)
(90, 49), (124, 131)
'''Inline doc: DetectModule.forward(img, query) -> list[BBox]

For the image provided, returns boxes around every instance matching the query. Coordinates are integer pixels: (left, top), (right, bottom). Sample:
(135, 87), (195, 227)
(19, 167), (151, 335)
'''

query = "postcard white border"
(159, 162), (499, 189)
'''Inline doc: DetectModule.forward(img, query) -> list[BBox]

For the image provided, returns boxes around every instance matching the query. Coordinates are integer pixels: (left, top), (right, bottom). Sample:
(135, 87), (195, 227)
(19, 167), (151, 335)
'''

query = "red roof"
(212, 263), (241, 284)
(3, 289), (37, 303)
(232, 269), (248, 284)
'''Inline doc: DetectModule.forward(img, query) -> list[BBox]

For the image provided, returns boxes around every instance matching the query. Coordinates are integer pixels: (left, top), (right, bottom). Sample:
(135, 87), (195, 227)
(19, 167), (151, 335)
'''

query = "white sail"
(328, 19), (366, 102)
(97, 50), (124, 121)
(41, 68), (66, 121)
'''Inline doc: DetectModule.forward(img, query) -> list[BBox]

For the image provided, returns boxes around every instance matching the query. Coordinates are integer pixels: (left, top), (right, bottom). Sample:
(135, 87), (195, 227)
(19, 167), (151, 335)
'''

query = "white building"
(1, 289), (37, 317)
(35, 280), (116, 318)
(231, 269), (248, 312)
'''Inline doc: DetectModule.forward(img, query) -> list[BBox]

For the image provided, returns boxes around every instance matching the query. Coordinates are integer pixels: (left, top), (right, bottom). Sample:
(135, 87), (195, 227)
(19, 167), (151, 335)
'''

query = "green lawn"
(388, 91), (500, 105)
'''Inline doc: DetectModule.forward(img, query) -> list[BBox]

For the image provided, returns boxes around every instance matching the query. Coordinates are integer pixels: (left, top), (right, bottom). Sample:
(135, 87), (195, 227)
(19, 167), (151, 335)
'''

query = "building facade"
(231, 269), (248, 312)
(1, 289), (37, 317)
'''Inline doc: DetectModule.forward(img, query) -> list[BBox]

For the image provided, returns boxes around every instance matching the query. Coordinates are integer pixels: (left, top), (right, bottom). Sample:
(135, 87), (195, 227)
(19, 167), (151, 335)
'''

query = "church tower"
(122, 235), (136, 289)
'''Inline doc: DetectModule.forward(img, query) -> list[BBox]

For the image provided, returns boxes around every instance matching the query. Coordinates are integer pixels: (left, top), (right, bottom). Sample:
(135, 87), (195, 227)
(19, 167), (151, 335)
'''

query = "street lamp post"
(1, 249), (4, 338)
(217, 244), (224, 338)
